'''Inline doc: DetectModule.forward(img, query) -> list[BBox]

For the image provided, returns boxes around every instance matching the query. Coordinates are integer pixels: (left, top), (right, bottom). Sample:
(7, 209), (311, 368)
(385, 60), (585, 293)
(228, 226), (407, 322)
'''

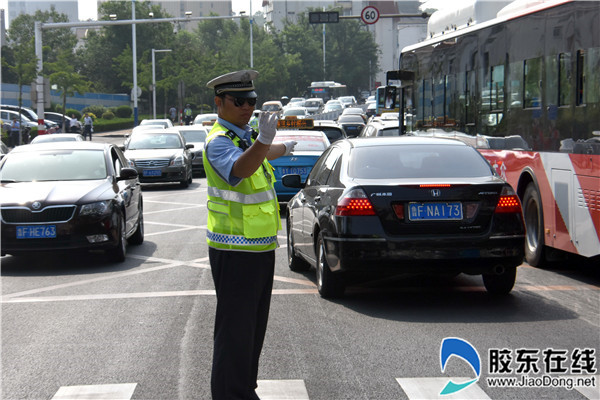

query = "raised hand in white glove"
(256, 112), (278, 145)
(283, 140), (297, 156)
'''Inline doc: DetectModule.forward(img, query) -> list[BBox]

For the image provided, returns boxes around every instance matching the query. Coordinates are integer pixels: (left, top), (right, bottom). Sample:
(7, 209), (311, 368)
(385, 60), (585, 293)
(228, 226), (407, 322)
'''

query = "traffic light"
(309, 11), (339, 24)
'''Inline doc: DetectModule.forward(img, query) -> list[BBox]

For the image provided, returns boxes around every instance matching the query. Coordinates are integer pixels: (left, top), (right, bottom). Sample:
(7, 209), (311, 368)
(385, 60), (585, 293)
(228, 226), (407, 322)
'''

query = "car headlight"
(171, 154), (184, 166)
(80, 200), (112, 217)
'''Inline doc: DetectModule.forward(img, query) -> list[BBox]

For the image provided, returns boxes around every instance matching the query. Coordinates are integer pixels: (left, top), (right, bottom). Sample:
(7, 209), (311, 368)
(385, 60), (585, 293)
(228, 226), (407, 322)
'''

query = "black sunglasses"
(224, 95), (257, 108)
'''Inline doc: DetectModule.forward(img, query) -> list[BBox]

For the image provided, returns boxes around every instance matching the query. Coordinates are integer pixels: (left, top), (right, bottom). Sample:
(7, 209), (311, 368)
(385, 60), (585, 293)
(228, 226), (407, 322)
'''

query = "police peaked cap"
(206, 70), (258, 98)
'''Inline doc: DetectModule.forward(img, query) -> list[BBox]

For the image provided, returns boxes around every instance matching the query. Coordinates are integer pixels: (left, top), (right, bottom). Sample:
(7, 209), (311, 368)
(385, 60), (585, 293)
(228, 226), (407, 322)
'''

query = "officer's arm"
(231, 141), (271, 178)
(266, 143), (286, 160)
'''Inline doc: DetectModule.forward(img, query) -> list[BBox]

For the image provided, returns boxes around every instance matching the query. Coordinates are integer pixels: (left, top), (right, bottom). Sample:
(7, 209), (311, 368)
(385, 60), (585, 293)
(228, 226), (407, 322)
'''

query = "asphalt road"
(1, 133), (598, 400)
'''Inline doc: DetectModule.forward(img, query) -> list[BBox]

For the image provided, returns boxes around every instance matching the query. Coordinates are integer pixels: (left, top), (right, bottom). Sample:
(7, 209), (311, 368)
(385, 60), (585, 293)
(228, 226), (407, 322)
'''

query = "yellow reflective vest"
(203, 122), (281, 252)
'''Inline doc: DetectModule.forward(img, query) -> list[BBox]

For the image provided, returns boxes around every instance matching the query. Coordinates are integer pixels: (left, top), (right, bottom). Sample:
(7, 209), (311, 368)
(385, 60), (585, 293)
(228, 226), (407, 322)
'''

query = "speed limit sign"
(361, 6), (380, 25)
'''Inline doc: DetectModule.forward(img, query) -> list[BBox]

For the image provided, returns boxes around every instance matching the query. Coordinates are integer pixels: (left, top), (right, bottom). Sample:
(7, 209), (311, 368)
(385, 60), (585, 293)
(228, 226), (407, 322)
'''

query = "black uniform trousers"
(209, 247), (275, 400)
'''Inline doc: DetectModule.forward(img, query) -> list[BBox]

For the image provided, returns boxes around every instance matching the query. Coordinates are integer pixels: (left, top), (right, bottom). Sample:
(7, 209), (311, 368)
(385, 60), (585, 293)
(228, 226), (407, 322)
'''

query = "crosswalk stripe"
(396, 377), (491, 400)
(256, 379), (310, 400)
(51, 383), (137, 400)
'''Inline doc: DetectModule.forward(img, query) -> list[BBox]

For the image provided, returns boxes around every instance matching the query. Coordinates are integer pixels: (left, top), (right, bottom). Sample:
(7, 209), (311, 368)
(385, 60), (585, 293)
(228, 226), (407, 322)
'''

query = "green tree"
(6, 6), (76, 65)
(46, 51), (91, 131)
(77, 0), (174, 92)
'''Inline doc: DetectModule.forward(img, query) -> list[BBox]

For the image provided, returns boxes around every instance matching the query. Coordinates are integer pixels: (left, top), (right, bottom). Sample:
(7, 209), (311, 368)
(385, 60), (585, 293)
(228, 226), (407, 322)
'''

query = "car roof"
(168, 125), (208, 132)
(9, 141), (111, 153)
(345, 136), (469, 149)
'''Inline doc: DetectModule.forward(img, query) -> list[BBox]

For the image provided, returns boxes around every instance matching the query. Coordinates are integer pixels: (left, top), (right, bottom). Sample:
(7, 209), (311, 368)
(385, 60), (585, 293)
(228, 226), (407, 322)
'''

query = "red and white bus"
(395, 0), (599, 266)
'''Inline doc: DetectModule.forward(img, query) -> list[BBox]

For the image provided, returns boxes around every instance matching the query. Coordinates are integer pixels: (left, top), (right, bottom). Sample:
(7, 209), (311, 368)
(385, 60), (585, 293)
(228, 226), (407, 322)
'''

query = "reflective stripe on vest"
(207, 231), (277, 247)
(207, 186), (275, 204)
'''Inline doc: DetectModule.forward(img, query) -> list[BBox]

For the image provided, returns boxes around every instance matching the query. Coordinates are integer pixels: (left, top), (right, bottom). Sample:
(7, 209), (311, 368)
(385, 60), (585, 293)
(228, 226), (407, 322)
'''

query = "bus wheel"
(523, 183), (546, 267)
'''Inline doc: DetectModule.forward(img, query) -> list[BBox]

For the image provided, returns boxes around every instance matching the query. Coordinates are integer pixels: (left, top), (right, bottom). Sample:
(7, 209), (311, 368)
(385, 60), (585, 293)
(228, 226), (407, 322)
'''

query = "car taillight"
(495, 186), (522, 214)
(335, 188), (375, 216)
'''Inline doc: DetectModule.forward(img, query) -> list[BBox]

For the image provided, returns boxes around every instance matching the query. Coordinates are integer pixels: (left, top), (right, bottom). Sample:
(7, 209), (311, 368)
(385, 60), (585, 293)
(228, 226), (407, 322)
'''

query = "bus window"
(509, 61), (523, 108)
(576, 50), (585, 106)
(491, 65), (504, 111)
(558, 53), (572, 106)
(584, 47), (600, 104)
(433, 76), (444, 125)
(445, 74), (457, 127)
(524, 57), (542, 108)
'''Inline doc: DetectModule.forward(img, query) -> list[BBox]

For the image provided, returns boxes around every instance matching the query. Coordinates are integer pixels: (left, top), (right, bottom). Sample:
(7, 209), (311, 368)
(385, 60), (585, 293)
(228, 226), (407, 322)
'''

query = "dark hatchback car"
(284, 137), (525, 298)
(123, 130), (194, 188)
(0, 142), (144, 261)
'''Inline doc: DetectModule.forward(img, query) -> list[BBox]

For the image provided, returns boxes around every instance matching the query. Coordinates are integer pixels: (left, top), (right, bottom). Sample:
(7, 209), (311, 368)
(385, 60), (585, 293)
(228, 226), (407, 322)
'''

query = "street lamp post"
(152, 49), (172, 119)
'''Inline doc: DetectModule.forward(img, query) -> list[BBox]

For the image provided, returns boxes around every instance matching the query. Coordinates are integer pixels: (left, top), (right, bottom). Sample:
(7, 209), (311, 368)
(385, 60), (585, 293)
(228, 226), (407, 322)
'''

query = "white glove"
(256, 112), (278, 145)
(283, 140), (297, 156)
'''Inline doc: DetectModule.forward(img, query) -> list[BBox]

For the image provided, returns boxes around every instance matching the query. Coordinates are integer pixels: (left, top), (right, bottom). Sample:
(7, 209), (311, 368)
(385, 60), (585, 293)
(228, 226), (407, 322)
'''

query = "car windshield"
(180, 130), (207, 142)
(380, 127), (401, 136)
(348, 144), (493, 179)
(305, 100), (321, 107)
(314, 127), (345, 143)
(338, 115), (364, 123)
(273, 133), (329, 151)
(128, 133), (182, 150)
(262, 104), (281, 112)
(283, 108), (306, 116)
(140, 120), (169, 128)
(0, 149), (107, 182)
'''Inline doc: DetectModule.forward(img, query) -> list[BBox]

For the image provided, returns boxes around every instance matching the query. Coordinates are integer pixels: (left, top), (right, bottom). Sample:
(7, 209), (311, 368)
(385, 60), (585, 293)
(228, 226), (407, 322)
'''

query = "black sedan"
(123, 130), (194, 188)
(0, 142), (144, 262)
(284, 137), (525, 297)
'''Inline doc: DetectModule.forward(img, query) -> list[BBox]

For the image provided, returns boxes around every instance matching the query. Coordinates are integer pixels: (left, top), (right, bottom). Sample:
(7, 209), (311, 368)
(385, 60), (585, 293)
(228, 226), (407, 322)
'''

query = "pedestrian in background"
(169, 105), (178, 124)
(203, 69), (296, 400)
(69, 114), (81, 133)
(183, 104), (193, 125)
(10, 117), (20, 147)
(83, 113), (93, 140)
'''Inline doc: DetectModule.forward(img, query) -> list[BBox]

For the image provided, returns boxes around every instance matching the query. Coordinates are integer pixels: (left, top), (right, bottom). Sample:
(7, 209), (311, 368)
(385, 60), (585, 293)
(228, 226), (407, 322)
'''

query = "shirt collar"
(218, 117), (252, 140)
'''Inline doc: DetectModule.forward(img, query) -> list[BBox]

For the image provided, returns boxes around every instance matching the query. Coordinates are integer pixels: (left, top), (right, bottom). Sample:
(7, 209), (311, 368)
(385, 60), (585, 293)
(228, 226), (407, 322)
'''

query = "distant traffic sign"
(361, 6), (380, 24)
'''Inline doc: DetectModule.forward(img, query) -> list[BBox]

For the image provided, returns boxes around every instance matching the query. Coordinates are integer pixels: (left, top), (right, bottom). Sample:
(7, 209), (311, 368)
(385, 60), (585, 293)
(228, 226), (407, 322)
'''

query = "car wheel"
(180, 175), (190, 188)
(287, 217), (309, 272)
(523, 183), (546, 267)
(482, 265), (516, 295)
(108, 213), (127, 262)
(128, 202), (144, 245)
(316, 232), (345, 298)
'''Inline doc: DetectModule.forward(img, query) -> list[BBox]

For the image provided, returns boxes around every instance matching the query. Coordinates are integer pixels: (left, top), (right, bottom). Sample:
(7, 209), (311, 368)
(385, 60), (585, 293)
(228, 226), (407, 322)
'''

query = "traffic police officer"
(203, 70), (296, 400)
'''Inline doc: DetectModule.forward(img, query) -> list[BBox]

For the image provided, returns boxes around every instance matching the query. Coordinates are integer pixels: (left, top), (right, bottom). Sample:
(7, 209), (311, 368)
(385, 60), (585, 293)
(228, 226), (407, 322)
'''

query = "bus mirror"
(384, 86), (397, 109)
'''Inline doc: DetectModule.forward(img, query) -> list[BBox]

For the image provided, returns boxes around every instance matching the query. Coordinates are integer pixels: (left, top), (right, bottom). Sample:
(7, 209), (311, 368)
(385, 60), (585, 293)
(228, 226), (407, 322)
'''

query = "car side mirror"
(117, 167), (138, 181)
(282, 174), (304, 188)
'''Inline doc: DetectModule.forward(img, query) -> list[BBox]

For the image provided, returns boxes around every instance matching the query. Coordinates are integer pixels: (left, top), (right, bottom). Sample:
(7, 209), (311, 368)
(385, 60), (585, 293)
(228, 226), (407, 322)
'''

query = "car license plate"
(408, 202), (463, 221)
(281, 167), (308, 176)
(143, 169), (162, 177)
(16, 225), (57, 239)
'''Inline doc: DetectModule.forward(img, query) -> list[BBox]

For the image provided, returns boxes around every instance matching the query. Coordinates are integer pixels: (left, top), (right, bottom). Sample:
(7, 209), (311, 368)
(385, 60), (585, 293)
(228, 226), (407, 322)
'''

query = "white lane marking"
(145, 200), (206, 206)
(2, 289), (319, 303)
(1, 262), (184, 300)
(561, 375), (600, 400)
(51, 383), (137, 400)
(256, 379), (310, 400)
(396, 377), (491, 400)
(144, 205), (204, 215)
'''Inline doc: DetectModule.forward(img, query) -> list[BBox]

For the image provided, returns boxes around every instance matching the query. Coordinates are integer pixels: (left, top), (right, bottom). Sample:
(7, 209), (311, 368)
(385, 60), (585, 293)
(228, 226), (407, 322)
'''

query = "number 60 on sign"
(361, 6), (380, 24)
